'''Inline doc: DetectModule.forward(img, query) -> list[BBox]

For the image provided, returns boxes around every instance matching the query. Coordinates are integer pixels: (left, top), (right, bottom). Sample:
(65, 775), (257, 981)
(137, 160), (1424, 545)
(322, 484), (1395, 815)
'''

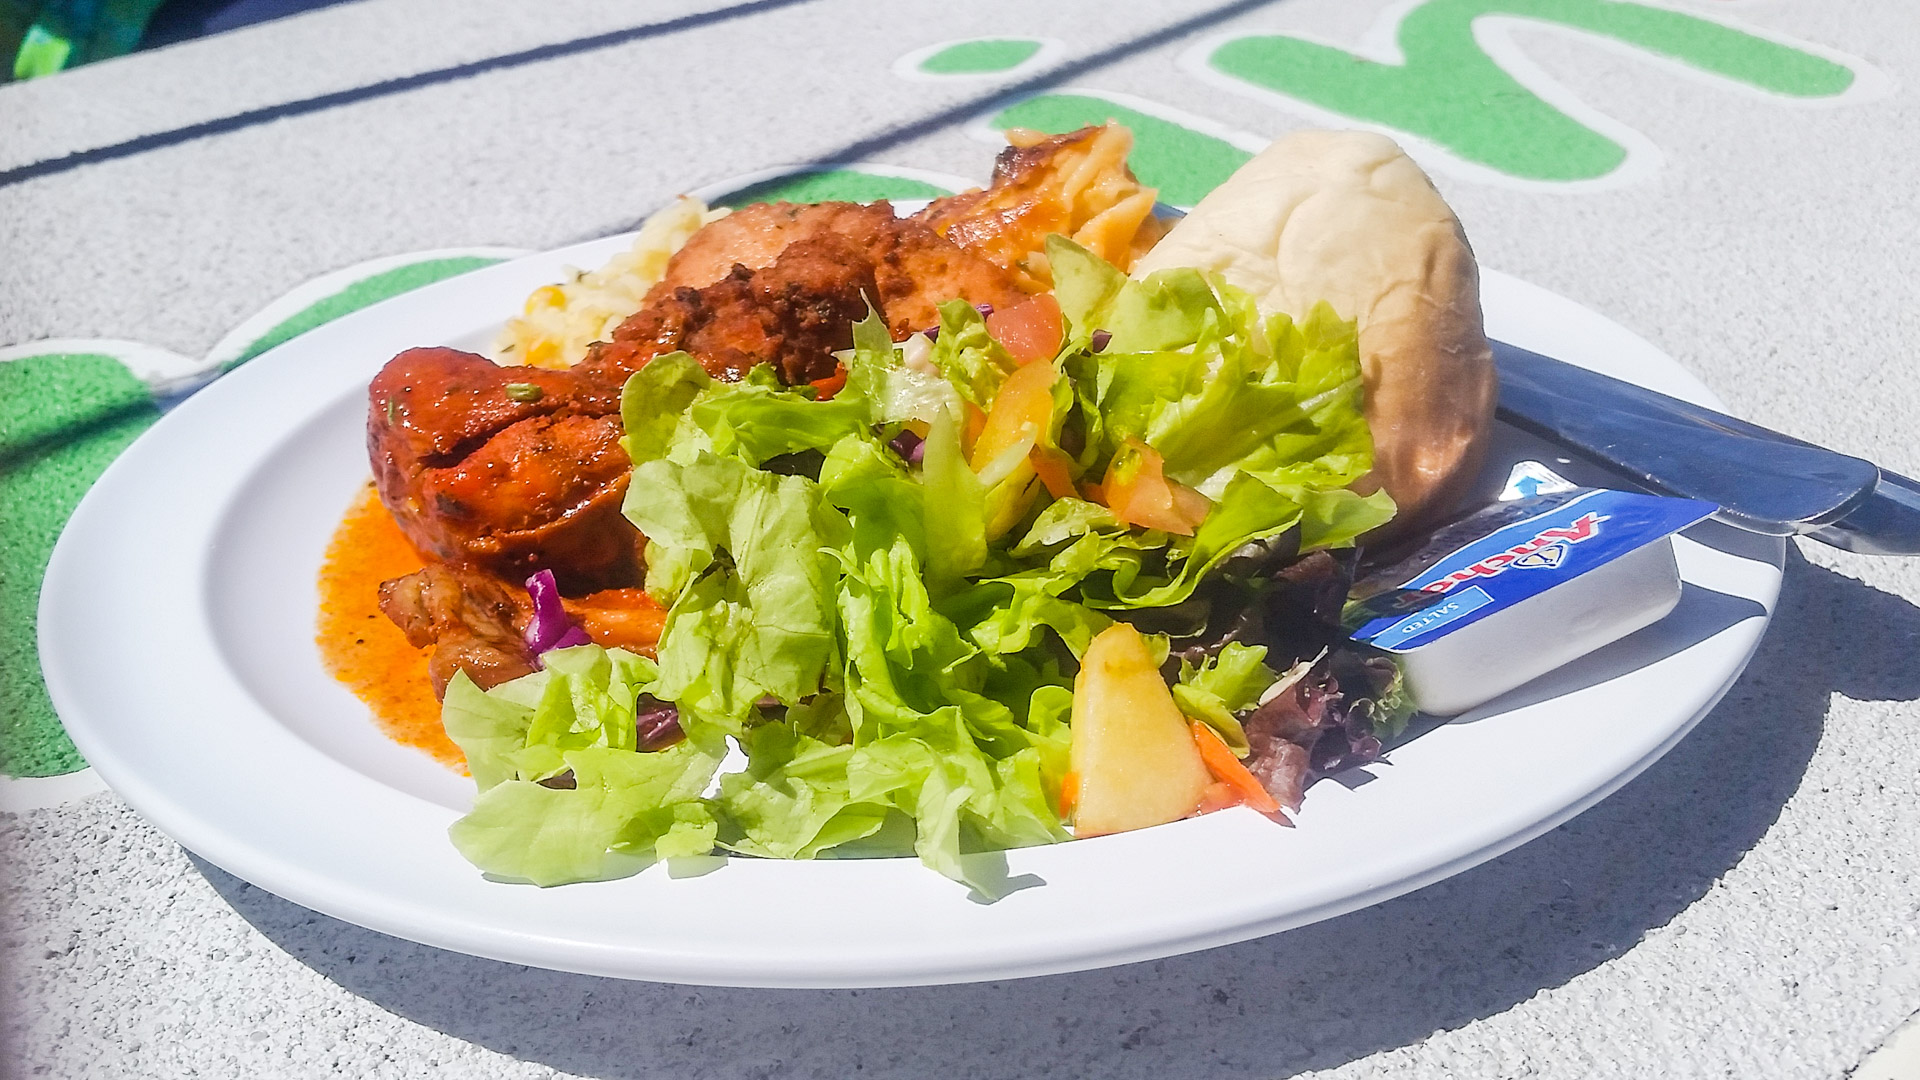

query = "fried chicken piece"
(915, 124), (1168, 290)
(368, 347), (640, 591)
(378, 564), (536, 696)
(644, 200), (1026, 338)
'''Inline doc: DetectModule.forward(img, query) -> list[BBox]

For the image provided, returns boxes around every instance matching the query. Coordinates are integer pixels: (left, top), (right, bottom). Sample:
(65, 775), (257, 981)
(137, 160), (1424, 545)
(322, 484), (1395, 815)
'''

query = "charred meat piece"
(583, 231), (883, 385)
(367, 347), (640, 591)
(876, 215), (1031, 335)
(377, 566), (670, 699)
(377, 564), (536, 696)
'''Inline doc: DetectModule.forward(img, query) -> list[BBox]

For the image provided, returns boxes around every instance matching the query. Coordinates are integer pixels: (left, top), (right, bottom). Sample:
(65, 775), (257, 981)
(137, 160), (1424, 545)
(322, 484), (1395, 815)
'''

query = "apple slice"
(1070, 623), (1212, 837)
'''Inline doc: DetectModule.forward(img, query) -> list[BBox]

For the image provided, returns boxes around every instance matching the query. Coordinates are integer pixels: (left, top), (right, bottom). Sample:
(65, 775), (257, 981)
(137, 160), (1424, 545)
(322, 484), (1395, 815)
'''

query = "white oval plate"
(39, 235), (1782, 988)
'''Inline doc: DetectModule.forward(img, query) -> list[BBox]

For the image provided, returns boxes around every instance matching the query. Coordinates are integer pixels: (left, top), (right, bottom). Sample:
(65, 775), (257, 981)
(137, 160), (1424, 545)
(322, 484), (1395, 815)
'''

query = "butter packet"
(1346, 481), (1716, 716)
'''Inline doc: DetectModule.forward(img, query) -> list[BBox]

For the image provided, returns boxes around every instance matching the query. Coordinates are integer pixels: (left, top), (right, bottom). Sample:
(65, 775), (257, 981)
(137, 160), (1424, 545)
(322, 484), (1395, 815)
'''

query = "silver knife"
(1492, 341), (1920, 556)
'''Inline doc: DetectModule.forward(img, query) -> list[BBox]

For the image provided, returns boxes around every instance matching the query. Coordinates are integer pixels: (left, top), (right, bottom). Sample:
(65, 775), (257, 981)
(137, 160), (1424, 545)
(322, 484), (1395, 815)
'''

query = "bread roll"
(1132, 130), (1496, 539)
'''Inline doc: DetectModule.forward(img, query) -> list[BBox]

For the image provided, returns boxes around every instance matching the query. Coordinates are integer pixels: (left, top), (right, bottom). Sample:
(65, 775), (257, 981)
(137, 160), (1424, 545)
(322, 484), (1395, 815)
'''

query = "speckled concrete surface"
(4, 0), (1920, 1076)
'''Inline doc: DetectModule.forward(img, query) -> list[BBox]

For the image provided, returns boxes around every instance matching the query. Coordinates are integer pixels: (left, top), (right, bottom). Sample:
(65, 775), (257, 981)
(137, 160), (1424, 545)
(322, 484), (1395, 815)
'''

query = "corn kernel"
(524, 285), (567, 316)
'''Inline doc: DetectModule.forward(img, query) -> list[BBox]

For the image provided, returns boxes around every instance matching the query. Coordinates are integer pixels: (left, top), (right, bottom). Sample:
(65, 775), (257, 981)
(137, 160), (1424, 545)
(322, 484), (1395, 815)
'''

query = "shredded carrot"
(1030, 446), (1077, 499)
(1059, 770), (1080, 817)
(963, 402), (988, 457)
(810, 365), (849, 401)
(1197, 781), (1241, 815)
(1191, 721), (1281, 815)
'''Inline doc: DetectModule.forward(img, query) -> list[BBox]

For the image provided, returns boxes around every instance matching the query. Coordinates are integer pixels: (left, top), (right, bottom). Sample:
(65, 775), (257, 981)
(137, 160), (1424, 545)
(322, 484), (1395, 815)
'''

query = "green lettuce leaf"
(918, 404), (988, 588)
(719, 724), (890, 860)
(842, 306), (957, 425)
(1171, 642), (1277, 755)
(440, 644), (719, 886)
(1047, 234), (1126, 340)
(619, 351), (711, 464)
(448, 742), (722, 886)
(441, 646), (660, 790)
(625, 451), (847, 730)
(929, 299), (1017, 410)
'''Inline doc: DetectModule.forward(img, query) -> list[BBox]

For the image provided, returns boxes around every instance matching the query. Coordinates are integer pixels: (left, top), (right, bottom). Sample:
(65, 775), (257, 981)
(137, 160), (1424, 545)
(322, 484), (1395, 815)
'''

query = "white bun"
(1132, 129), (1496, 539)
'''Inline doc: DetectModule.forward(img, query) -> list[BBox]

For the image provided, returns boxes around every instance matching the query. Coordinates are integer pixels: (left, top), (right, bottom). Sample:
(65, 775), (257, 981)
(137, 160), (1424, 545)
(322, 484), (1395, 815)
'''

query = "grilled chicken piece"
(367, 239), (906, 587)
(915, 123), (1167, 290)
(378, 564), (536, 696)
(368, 347), (640, 591)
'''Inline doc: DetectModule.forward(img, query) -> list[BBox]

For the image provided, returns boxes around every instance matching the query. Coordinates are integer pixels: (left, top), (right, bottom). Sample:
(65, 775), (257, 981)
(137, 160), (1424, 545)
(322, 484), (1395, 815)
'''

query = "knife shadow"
(186, 548), (1920, 1079)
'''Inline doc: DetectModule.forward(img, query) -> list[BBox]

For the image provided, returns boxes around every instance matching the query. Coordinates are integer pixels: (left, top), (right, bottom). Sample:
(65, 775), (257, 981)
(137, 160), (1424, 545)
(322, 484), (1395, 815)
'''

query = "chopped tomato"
(986, 294), (1063, 366)
(809, 365), (848, 401)
(1101, 439), (1209, 535)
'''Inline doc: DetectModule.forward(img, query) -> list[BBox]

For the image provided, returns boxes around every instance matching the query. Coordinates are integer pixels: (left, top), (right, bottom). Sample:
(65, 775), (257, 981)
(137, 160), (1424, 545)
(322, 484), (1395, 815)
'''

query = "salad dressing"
(316, 485), (464, 768)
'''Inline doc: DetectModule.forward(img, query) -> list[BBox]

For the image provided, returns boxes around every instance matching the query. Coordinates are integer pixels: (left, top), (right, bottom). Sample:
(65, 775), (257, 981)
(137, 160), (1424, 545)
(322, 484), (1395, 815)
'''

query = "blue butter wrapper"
(1349, 489), (1717, 654)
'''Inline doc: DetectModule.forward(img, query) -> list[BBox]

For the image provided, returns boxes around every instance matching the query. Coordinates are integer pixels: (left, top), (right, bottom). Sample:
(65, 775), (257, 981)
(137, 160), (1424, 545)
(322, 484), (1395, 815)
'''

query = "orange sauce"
(316, 484), (464, 768)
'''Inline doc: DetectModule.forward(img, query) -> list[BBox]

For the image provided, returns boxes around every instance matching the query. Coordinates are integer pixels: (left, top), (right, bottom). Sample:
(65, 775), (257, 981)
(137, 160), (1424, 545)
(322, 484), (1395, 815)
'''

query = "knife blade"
(1491, 340), (1920, 556)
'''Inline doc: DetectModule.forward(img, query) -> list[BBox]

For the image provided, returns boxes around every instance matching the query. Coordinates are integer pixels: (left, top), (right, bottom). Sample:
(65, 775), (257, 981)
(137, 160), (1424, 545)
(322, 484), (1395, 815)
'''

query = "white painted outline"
(0, 338), (204, 398)
(0, 768), (107, 813)
(962, 85), (1273, 157)
(1, 340), (195, 798)
(1177, 0), (1893, 193)
(1, 339), (197, 801)
(891, 36), (1067, 83)
(688, 162), (980, 205)
(201, 247), (528, 372)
